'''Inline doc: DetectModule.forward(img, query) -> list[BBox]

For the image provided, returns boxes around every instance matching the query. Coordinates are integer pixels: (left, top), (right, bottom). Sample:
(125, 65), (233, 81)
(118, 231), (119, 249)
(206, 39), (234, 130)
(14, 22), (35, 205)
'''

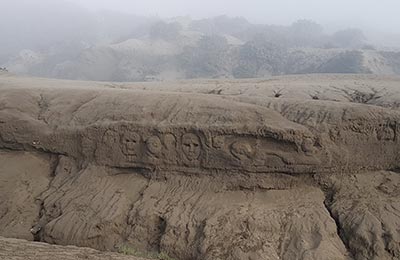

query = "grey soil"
(0, 73), (399, 260)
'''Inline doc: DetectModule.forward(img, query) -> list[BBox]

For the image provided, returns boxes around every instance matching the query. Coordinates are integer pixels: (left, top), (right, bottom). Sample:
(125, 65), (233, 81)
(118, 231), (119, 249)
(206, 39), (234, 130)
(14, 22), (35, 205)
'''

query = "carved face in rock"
(182, 133), (201, 161)
(121, 132), (141, 157)
(301, 138), (317, 154)
(213, 136), (225, 149)
(103, 130), (119, 144)
(146, 136), (163, 157)
(377, 126), (395, 141)
(164, 134), (177, 149)
(231, 141), (254, 161)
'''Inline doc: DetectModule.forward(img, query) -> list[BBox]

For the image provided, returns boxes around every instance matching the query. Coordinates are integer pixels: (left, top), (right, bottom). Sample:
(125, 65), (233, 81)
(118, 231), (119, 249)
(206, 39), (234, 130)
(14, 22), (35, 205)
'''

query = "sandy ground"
(0, 236), (147, 260)
(0, 73), (399, 260)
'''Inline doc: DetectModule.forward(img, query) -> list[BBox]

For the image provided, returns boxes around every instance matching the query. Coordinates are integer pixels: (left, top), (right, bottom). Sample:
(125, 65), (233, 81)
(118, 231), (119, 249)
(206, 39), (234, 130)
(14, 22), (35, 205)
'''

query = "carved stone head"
(182, 133), (201, 161)
(231, 141), (254, 161)
(377, 126), (395, 141)
(213, 136), (225, 149)
(146, 136), (163, 157)
(121, 132), (141, 157)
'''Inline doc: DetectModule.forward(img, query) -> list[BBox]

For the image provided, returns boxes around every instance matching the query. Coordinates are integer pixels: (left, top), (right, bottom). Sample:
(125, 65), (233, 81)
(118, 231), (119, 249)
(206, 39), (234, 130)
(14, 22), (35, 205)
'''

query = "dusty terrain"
(0, 73), (399, 260)
(0, 236), (148, 260)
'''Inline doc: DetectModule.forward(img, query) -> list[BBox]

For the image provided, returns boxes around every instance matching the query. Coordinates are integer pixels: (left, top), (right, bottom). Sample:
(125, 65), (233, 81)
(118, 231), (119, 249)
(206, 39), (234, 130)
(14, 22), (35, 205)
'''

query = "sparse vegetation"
(118, 244), (139, 256)
(117, 244), (176, 260)
(179, 35), (232, 78)
(233, 36), (287, 78)
(317, 51), (370, 74)
(330, 29), (366, 48)
(273, 89), (283, 98)
(311, 94), (320, 100)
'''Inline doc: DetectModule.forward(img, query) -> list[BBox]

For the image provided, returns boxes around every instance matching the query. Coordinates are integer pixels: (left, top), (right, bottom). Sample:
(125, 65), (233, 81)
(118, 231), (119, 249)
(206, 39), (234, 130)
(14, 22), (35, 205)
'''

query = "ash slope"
(0, 73), (399, 260)
(0, 237), (147, 260)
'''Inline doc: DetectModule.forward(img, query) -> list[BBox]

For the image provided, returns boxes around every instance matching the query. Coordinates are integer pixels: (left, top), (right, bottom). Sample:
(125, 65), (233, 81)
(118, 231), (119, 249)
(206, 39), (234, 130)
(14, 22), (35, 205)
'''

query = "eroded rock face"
(1, 85), (399, 175)
(0, 151), (52, 241)
(324, 171), (400, 260)
(0, 74), (399, 260)
(27, 158), (350, 260)
(0, 86), (327, 175)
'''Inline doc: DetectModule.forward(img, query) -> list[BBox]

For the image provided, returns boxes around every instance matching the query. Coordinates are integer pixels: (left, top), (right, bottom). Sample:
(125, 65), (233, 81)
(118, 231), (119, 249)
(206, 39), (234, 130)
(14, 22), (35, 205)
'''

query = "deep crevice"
(155, 216), (167, 252)
(389, 167), (400, 174)
(31, 154), (62, 243)
(323, 189), (355, 260)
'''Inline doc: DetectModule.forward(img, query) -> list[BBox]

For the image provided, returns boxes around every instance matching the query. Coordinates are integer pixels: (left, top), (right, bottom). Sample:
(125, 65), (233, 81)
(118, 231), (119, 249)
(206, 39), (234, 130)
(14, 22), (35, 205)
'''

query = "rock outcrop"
(0, 74), (399, 260)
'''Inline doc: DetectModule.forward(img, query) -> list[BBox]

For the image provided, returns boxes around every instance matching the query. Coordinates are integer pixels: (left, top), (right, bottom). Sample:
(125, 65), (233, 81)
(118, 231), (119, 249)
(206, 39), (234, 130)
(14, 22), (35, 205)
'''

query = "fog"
(2, 0), (400, 81)
(68, 0), (400, 33)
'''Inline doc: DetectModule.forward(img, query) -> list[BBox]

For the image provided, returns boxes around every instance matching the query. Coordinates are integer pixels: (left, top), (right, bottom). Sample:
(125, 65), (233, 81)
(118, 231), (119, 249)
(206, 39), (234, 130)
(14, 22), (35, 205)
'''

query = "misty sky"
(64, 0), (400, 33)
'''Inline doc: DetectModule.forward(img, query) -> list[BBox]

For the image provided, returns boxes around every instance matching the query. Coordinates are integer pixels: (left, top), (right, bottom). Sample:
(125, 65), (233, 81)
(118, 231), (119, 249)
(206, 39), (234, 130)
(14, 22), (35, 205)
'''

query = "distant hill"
(3, 16), (400, 81)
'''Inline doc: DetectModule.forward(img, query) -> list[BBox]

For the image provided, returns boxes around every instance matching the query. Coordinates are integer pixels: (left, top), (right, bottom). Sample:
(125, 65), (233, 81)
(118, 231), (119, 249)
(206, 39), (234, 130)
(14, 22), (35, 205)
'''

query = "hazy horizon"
(2, 0), (400, 81)
(63, 0), (400, 34)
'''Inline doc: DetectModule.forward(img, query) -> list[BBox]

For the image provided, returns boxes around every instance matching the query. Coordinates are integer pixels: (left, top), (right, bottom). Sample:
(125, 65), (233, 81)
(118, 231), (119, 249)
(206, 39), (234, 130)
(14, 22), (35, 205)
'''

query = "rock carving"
(182, 133), (201, 161)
